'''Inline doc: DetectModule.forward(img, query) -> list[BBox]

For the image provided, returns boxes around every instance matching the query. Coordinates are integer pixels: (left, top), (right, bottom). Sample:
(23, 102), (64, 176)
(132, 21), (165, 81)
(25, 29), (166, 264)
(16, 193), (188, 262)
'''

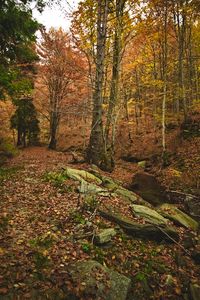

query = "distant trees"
(11, 98), (40, 147)
(71, 0), (200, 168)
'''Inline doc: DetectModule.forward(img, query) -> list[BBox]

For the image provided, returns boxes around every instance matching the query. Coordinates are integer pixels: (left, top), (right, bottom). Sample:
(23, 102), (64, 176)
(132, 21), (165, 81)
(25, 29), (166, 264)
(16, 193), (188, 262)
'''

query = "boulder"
(158, 204), (199, 231)
(78, 179), (109, 196)
(131, 172), (167, 205)
(131, 204), (169, 225)
(69, 260), (131, 300)
(63, 167), (102, 185)
(94, 228), (117, 245)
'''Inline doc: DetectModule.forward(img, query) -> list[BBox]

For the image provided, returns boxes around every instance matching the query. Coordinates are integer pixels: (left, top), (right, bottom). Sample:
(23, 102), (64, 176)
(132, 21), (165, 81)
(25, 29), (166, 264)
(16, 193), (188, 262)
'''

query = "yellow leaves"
(16, 239), (24, 245)
(42, 249), (49, 256)
(102, 103), (108, 110)
(167, 168), (182, 178)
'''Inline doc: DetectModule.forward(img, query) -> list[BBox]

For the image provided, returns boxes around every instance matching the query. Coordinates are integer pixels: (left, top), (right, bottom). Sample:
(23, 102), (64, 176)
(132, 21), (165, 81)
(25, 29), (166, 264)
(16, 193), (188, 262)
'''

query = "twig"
(156, 224), (191, 256)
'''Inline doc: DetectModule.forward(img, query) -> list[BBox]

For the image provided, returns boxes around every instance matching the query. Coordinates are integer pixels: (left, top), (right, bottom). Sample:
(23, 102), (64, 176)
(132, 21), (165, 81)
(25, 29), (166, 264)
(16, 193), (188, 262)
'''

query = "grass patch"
(43, 171), (73, 192)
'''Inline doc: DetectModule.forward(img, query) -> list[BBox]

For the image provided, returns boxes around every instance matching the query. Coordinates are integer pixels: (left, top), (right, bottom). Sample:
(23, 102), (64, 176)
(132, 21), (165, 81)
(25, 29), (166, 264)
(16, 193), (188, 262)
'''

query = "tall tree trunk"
(87, 0), (108, 167)
(103, 0), (125, 170)
(162, 0), (168, 154)
(174, 0), (187, 119)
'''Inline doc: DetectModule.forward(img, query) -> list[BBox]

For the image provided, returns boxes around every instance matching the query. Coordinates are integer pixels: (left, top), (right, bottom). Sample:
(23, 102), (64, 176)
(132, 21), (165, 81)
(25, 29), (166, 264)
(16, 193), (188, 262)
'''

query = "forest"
(0, 0), (200, 299)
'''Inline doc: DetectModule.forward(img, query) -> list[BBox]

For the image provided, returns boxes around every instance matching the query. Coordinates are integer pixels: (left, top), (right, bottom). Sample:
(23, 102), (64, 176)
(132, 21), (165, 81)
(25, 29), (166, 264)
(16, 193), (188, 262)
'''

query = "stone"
(94, 228), (117, 245)
(158, 203), (199, 231)
(114, 188), (151, 207)
(78, 180), (109, 196)
(69, 260), (131, 300)
(99, 209), (179, 242)
(131, 204), (169, 225)
(131, 172), (167, 205)
(63, 167), (102, 184)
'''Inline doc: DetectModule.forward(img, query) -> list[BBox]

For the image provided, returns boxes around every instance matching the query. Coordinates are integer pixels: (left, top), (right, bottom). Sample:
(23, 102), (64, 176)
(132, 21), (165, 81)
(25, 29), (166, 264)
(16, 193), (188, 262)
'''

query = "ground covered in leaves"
(0, 147), (199, 300)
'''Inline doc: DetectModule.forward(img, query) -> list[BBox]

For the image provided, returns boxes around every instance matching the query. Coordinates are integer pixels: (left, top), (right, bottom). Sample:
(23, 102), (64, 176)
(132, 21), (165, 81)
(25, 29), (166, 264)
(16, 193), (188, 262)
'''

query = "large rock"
(99, 209), (179, 242)
(69, 260), (131, 300)
(63, 167), (102, 185)
(131, 172), (167, 205)
(78, 179), (109, 196)
(131, 204), (169, 225)
(158, 203), (199, 231)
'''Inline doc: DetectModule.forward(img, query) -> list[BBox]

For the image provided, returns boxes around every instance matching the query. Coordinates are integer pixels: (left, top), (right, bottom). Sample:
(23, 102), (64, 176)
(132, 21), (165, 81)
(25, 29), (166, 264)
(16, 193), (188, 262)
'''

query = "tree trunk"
(87, 0), (108, 167)
(49, 111), (59, 150)
(104, 0), (125, 150)
(17, 127), (22, 146)
(162, 0), (168, 154)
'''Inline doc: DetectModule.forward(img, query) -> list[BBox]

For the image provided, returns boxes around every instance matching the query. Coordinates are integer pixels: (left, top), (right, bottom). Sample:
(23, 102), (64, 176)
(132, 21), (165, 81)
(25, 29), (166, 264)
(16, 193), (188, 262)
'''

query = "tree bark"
(87, 0), (109, 167)
(104, 0), (125, 164)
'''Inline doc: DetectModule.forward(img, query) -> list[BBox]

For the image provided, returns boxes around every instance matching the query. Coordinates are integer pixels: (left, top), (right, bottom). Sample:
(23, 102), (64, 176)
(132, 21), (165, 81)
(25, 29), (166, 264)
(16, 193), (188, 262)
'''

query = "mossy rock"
(158, 203), (199, 231)
(69, 260), (131, 300)
(94, 228), (117, 245)
(131, 204), (169, 225)
(63, 167), (102, 185)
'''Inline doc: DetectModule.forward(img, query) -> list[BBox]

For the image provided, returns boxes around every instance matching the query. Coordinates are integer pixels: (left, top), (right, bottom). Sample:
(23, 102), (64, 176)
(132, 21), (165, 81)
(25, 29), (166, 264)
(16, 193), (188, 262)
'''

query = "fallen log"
(98, 208), (179, 242)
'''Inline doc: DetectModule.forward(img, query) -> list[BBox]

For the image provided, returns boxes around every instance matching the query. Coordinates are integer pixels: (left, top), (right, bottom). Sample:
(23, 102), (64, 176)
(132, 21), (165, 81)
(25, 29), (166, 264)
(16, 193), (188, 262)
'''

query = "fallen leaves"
(0, 147), (199, 299)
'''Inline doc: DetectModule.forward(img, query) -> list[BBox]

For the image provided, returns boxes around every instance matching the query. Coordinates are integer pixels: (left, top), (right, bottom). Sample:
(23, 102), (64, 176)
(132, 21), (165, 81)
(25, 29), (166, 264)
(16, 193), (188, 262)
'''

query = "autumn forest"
(0, 0), (200, 299)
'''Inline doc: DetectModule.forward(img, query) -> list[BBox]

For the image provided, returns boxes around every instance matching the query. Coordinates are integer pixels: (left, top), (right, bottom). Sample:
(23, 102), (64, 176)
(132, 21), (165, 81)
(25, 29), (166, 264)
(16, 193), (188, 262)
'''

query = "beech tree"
(86, 0), (109, 169)
(72, 0), (129, 171)
(37, 28), (85, 149)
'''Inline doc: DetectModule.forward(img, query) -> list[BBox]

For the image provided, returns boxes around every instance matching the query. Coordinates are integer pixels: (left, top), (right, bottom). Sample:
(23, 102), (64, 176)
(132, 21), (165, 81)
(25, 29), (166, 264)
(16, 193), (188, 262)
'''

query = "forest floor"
(0, 147), (200, 300)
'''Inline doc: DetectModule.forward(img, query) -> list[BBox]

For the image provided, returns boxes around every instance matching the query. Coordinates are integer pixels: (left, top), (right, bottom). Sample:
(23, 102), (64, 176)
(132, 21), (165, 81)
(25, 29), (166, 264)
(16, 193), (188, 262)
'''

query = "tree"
(37, 28), (86, 149)
(0, 0), (41, 99)
(104, 0), (127, 162)
(86, 0), (109, 169)
(10, 98), (40, 147)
